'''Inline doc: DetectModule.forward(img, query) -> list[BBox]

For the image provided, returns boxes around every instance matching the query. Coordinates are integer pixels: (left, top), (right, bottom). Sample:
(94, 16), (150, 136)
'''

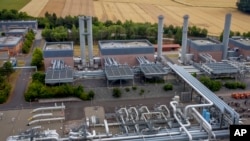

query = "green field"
(0, 0), (30, 10)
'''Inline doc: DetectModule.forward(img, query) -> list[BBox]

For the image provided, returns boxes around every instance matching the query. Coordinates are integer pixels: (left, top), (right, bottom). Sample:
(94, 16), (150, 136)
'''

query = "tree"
(31, 48), (43, 69)
(112, 88), (122, 98)
(32, 72), (45, 84)
(1, 61), (14, 80)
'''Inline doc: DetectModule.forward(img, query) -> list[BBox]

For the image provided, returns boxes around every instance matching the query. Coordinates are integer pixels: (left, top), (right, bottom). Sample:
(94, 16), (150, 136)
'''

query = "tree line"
(40, 12), (208, 44)
(0, 62), (14, 103)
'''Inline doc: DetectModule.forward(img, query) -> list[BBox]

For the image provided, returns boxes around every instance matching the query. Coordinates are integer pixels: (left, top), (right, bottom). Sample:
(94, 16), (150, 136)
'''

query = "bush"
(132, 86), (137, 91)
(112, 88), (122, 98)
(199, 76), (222, 92)
(88, 90), (95, 100)
(163, 83), (173, 91)
(139, 89), (145, 95)
(225, 81), (246, 89)
(80, 93), (89, 100)
(125, 87), (130, 92)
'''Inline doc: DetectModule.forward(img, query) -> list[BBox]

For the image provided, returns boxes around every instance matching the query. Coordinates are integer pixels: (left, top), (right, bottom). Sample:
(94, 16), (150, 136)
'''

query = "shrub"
(163, 83), (173, 91)
(199, 76), (222, 92)
(112, 88), (122, 98)
(225, 81), (246, 89)
(88, 90), (95, 100)
(139, 89), (145, 95)
(125, 87), (130, 92)
(80, 93), (89, 100)
(132, 86), (137, 91)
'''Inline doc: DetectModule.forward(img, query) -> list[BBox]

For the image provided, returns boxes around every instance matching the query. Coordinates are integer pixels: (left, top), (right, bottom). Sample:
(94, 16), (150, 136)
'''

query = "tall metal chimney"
(181, 15), (189, 64)
(157, 15), (164, 60)
(79, 16), (86, 66)
(222, 13), (232, 60)
(87, 16), (94, 66)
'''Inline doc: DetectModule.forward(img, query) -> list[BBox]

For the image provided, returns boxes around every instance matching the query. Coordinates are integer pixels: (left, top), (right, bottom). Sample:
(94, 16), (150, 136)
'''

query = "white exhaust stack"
(79, 16), (86, 66)
(181, 15), (189, 64)
(87, 16), (94, 67)
(157, 15), (164, 60)
(222, 13), (232, 60)
(78, 16), (94, 67)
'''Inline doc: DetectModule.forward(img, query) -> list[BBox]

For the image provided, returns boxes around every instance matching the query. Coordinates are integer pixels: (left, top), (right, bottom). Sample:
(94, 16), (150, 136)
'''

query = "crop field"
(20, 0), (250, 35)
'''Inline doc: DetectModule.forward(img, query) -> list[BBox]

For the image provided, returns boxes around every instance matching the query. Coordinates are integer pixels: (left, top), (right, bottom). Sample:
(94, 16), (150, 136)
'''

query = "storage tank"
(202, 109), (207, 118)
(205, 111), (210, 123)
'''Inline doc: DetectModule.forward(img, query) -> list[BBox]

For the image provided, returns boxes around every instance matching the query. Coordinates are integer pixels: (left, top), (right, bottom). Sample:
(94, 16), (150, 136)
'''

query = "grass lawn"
(0, 0), (31, 10)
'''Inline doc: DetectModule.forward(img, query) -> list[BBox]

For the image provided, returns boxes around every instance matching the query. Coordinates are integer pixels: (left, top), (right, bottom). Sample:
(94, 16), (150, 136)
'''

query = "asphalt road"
(0, 38), (43, 110)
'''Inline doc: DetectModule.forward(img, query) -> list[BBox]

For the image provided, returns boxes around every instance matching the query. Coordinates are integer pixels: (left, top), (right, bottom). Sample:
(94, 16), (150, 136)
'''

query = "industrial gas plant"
(6, 13), (250, 141)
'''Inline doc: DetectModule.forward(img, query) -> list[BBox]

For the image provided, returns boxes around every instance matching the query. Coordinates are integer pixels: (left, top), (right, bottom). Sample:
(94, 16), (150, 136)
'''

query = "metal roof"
(136, 56), (168, 77)
(140, 64), (168, 77)
(168, 62), (239, 124)
(201, 62), (238, 75)
(105, 65), (134, 80)
(99, 40), (152, 49)
(0, 36), (22, 47)
(45, 68), (74, 84)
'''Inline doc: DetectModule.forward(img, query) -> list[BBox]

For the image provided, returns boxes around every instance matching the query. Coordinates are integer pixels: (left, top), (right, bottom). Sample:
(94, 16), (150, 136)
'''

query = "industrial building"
(229, 36), (250, 60)
(186, 38), (223, 62)
(0, 20), (37, 32)
(5, 28), (28, 37)
(98, 40), (155, 66)
(180, 14), (232, 64)
(43, 42), (74, 84)
(154, 44), (180, 52)
(0, 36), (23, 56)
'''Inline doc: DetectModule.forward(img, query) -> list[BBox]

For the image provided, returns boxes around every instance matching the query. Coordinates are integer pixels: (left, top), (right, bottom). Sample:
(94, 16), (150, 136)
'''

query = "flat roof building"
(187, 38), (223, 62)
(0, 20), (37, 32)
(43, 42), (74, 84)
(5, 28), (28, 36)
(0, 36), (23, 56)
(98, 40), (155, 66)
(229, 36), (250, 59)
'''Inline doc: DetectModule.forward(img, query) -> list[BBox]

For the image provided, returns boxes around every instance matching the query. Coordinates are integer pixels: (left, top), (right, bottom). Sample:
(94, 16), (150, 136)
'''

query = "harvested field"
(20, 0), (49, 17)
(174, 0), (237, 8)
(61, 0), (94, 17)
(39, 0), (66, 17)
(21, 0), (250, 35)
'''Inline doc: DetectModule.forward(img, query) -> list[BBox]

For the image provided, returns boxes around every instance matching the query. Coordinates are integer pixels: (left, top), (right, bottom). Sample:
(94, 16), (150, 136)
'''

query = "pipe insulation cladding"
(222, 13), (232, 60)
(87, 16), (94, 66)
(181, 15), (189, 64)
(79, 16), (86, 66)
(157, 15), (164, 60)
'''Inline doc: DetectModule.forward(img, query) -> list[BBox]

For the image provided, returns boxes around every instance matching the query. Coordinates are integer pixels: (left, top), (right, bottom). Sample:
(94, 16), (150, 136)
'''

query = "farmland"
(20, 0), (250, 35)
(0, 0), (30, 10)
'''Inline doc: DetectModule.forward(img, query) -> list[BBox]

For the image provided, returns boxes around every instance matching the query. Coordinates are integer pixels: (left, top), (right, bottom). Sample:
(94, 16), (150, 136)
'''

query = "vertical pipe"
(87, 16), (94, 66)
(181, 15), (189, 64)
(222, 13), (232, 60)
(157, 15), (164, 60)
(79, 16), (86, 66)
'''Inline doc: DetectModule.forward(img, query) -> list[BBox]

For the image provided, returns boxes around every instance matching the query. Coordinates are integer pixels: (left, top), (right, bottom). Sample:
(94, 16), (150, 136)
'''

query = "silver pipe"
(191, 107), (216, 140)
(104, 119), (109, 135)
(170, 101), (192, 141)
(120, 115), (128, 134)
(158, 105), (171, 118)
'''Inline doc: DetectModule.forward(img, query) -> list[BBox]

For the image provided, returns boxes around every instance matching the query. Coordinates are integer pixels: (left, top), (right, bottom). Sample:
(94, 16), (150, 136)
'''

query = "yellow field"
(20, 0), (49, 17)
(20, 0), (250, 35)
